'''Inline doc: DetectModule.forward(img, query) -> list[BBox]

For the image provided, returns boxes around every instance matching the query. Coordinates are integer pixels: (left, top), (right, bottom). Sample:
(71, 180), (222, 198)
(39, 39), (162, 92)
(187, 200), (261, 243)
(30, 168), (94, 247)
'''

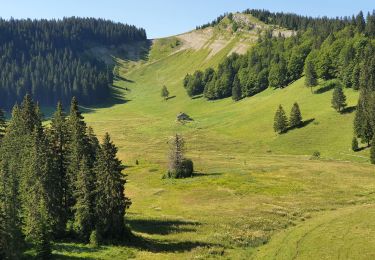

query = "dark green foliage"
(47, 102), (69, 237)
(331, 86), (347, 112)
(186, 10), (375, 103)
(356, 11), (366, 33)
(354, 97), (374, 146)
(95, 133), (130, 240)
(232, 76), (242, 101)
(0, 17), (146, 108)
(245, 9), (352, 35)
(289, 103), (303, 128)
(304, 60), (318, 91)
(90, 230), (101, 248)
(311, 151), (321, 159)
(73, 157), (95, 240)
(184, 71), (204, 97)
(161, 86), (170, 100)
(273, 105), (288, 134)
(352, 137), (359, 151)
(0, 95), (129, 255)
(269, 59), (288, 88)
(196, 13), (228, 30)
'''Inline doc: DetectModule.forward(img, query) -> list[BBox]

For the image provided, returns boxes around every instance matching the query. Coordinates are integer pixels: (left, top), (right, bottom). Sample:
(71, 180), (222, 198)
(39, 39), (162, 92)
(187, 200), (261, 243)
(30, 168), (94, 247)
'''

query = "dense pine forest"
(0, 17), (146, 108)
(0, 95), (129, 258)
(185, 10), (375, 101)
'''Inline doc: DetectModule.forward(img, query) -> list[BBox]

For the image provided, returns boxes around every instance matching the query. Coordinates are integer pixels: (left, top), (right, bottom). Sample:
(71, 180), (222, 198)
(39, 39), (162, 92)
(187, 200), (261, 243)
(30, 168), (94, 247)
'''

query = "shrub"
(89, 230), (100, 248)
(167, 159), (194, 179)
(310, 151), (321, 160)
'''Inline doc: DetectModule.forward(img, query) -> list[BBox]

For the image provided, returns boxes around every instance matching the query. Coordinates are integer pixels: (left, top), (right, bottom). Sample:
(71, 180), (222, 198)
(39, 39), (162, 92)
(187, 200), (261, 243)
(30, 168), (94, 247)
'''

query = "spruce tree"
(21, 127), (52, 259)
(47, 101), (69, 237)
(232, 75), (242, 101)
(304, 60), (318, 93)
(289, 103), (303, 128)
(73, 157), (95, 240)
(95, 133), (129, 240)
(331, 86), (347, 112)
(66, 97), (89, 214)
(354, 97), (374, 146)
(273, 105), (288, 134)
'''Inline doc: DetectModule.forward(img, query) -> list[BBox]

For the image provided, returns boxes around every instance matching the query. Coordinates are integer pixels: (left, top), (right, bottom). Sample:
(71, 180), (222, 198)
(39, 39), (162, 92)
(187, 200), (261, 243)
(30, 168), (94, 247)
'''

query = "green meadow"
(54, 29), (375, 259)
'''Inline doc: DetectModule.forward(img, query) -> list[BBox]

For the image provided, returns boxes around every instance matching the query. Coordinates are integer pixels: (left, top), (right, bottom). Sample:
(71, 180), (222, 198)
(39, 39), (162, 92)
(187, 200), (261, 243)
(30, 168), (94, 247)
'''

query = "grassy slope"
(55, 16), (375, 259)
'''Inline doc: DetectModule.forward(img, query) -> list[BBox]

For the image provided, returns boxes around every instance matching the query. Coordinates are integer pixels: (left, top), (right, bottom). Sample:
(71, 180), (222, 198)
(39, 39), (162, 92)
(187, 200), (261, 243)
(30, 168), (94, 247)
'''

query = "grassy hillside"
(54, 14), (375, 259)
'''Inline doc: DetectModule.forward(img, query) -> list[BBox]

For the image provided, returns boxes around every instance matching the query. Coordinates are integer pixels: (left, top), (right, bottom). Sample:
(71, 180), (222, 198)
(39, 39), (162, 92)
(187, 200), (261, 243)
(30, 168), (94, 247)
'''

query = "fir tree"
(95, 133), (129, 240)
(354, 97), (373, 146)
(331, 86), (347, 112)
(232, 75), (242, 101)
(289, 102), (303, 128)
(304, 60), (318, 93)
(73, 157), (95, 240)
(161, 86), (170, 101)
(273, 105), (288, 134)
(66, 97), (89, 214)
(47, 102), (69, 237)
(21, 128), (52, 259)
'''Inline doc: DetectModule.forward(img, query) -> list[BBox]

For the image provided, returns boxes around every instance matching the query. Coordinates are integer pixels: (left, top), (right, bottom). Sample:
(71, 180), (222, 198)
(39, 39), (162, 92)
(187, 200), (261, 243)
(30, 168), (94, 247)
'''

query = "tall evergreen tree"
(95, 133), (129, 240)
(66, 97), (89, 215)
(274, 105), (289, 134)
(232, 75), (242, 101)
(356, 11), (366, 33)
(21, 129), (52, 259)
(47, 101), (69, 237)
(354, 98), (374, 146)
(289, 102), (303, 128)
(73, 157), (95, 240)
(304, 60), (318, 92)
(331, 86), (347, 112)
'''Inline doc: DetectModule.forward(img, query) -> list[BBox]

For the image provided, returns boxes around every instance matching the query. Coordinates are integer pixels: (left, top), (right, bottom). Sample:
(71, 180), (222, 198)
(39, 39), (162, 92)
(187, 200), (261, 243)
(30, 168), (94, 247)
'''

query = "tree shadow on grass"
(299, 118), (315, 128)
(127, 234), (217, 253)
(127, 218), (200, 235)
(166, 95), (176, 101)
(314, 84), (335, 94)
(52, 244), (100, 260)
(341, 106), (356, 114)
(193, 172), (223, 178)
(192, 94), (203, 100)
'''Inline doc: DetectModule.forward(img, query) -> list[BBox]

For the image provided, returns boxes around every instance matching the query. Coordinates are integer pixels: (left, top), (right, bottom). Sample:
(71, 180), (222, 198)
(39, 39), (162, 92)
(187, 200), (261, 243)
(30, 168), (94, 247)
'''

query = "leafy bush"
(310, 151), (321, 160)
(167, 159), (194, 179)
(89, 230), (101, 248)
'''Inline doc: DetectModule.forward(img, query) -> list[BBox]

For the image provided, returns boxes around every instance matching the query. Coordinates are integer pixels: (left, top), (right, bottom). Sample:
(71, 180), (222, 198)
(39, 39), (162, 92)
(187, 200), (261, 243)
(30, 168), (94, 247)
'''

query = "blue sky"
(0, 1), (374, 38)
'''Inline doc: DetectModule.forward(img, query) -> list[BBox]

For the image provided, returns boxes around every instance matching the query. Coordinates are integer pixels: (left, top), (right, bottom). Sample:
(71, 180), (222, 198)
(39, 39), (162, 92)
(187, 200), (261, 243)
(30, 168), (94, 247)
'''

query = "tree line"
(0, 17), (147, 108)
(0, 95), (129, 258)
(184, 10), (375, 102)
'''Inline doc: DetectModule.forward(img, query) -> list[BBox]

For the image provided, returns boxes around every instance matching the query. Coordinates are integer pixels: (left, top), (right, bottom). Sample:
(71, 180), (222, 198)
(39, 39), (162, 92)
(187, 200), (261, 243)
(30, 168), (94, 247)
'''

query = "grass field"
(54, 20), (375, 259)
